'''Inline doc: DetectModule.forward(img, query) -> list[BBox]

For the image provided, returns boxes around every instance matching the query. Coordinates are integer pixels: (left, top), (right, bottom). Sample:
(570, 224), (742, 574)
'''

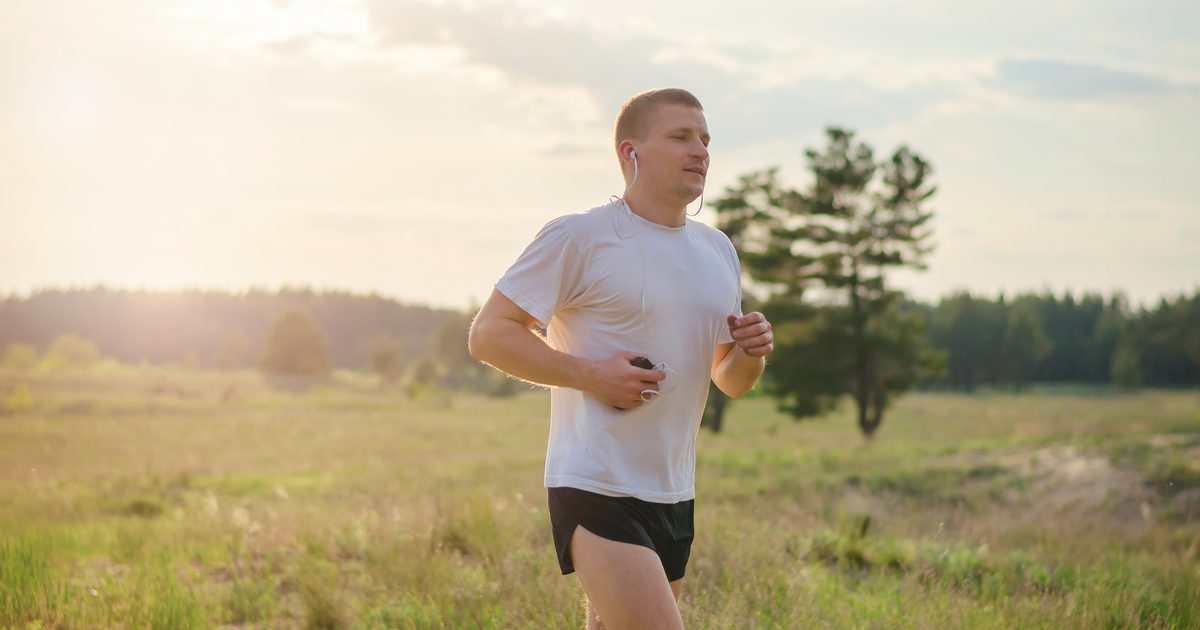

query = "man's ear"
(617, 140), (637, 163)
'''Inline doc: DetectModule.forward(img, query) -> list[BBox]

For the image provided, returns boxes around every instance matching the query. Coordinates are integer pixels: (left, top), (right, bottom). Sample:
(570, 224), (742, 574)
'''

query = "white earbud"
(625, 149), (639, 196)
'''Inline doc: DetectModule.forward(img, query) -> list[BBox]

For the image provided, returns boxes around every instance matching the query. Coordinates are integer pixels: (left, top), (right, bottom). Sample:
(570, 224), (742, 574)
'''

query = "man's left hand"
(727, 312), (774, 358)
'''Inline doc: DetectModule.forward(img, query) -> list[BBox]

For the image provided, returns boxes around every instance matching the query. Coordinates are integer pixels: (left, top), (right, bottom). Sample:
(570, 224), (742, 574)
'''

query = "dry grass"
(1, 365), (1197, 628)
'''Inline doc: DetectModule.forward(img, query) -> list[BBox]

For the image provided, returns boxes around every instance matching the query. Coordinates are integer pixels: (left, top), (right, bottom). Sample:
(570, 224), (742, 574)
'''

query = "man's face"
(633, 104), (710, 204)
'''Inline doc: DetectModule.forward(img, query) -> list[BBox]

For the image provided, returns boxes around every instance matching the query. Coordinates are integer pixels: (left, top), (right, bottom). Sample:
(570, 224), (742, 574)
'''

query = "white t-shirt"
(495, 199), (743, 503)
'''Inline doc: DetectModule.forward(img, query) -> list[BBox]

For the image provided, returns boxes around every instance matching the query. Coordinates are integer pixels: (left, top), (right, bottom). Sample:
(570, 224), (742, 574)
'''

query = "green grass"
(0, 531), (67, 626)
(1, 364), (1198, 628)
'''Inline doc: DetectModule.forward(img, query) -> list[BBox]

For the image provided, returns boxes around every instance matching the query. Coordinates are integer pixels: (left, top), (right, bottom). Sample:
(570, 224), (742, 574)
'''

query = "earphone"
(613, 144), (684, 402)
(628, 149), (639, 193)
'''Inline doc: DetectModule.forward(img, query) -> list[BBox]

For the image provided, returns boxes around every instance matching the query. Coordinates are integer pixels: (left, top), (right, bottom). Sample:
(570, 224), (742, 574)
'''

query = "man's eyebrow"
(666, 127), (712, 140)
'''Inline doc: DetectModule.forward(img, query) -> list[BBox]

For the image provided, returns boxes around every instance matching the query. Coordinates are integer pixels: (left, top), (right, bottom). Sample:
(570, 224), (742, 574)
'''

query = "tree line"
(0, 288), (518, 398)
(0, 287), (448, 369)
(5, 286), (1192, 395)
(913, 290), (1199, 391)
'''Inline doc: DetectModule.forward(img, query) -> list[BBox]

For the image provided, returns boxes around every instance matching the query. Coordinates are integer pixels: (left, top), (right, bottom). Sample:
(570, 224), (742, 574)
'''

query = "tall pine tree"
(714, 127), (941, 437)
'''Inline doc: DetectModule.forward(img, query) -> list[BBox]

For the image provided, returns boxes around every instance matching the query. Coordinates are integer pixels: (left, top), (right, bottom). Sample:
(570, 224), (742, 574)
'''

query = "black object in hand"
(612, 356), (656, 411)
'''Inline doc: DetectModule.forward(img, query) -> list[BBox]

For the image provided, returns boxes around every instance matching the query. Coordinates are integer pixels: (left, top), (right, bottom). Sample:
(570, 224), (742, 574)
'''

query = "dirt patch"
(1005, 445), (1154, 529)
(850, 441), (1179, 537)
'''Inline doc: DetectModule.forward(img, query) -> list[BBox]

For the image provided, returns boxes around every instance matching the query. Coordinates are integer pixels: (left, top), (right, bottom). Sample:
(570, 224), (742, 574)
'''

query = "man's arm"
(468, 289), (665, 409)
(710, 313), (773, 398)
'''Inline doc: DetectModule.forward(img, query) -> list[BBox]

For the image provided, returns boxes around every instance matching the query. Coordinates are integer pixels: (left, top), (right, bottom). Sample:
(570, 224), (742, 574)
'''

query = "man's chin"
(676, 185), (704, 206)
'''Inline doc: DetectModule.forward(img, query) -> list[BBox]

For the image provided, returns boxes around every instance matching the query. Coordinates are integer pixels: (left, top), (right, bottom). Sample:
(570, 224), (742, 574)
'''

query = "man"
(468, 88), (773, 630)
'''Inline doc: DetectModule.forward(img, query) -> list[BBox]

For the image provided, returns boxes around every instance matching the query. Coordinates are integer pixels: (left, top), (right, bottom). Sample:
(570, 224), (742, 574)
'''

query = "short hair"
(614, 88), (703, 150)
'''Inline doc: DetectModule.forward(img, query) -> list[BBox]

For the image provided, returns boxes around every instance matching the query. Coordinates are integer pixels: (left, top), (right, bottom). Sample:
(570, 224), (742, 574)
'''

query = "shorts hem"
(544, 476), (695, 503)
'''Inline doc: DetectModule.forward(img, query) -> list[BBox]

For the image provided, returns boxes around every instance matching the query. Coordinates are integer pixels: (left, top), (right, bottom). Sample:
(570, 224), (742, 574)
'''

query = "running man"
(468, 88), (774, 630)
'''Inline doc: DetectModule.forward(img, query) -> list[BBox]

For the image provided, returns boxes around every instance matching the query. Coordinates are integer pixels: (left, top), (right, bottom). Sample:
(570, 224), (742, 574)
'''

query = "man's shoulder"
(688, 218), (736, 251)
(687, 218), (728, 238)
(541, 201), (618, 240)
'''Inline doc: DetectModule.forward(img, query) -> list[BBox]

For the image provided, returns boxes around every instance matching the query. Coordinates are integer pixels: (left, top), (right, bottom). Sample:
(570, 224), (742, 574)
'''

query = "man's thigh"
(569, 524), (683, 630)
(669, 578), (683, 603)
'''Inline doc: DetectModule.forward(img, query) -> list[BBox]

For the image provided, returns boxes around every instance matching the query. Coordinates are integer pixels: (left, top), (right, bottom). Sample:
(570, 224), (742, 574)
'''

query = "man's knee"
(585, 595), (606, 630)
(583, 580), (680, 630)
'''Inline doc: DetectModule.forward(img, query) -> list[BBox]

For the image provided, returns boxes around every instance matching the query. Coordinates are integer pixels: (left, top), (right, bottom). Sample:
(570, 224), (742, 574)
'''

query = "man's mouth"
(684, 167), (706, 177)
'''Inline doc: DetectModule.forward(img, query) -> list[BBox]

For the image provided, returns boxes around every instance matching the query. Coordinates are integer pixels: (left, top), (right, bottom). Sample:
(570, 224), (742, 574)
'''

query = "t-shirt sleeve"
(718, 237), (743, 345)
(495, 217), (587, 327)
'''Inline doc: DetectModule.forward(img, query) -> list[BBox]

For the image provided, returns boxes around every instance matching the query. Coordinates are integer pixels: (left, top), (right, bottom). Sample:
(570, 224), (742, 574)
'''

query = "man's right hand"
(587, 351), (667, 410)
(470, 290), (667, 408)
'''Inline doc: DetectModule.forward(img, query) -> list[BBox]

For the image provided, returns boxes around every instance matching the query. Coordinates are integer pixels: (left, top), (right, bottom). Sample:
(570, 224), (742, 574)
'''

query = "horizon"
(2, 279), (1196, 313)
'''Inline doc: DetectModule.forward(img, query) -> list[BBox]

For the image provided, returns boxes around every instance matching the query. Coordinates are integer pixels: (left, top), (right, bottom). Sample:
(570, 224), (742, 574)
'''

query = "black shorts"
(547, 486), (695, 582)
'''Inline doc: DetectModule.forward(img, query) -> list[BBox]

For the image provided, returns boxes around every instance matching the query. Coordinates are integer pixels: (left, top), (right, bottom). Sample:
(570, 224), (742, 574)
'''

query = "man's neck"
(623, 189), (688, 228)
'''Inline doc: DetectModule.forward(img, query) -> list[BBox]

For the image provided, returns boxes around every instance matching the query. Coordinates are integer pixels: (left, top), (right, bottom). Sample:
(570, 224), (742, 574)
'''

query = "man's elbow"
(467, 318), (491, 363)
(721, 383), (753, 399)
(713, 376), (752, 399)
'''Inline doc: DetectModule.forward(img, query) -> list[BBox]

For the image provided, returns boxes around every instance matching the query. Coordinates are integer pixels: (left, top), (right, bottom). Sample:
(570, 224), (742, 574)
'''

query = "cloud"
(1042, 207), (1160, 222)
(361, 0), (953, 145)
(539, 142), (604, 158)
(1043, 208), (1086, 222)
(365, 0), (732, 109)
(280, 96), (360, 113)
(1113, 208), (1158, 221)
(305, 210), (401, 233)
(994, 58), (1197, 99)
(714, 78), (949, 146)
(262, 31), (355, 58)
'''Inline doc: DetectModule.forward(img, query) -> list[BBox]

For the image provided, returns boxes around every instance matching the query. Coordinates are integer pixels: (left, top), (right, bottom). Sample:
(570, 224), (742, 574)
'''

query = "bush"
(5, 383), (34, 413)
(258, 309), (330, 378)
(39, 334), (101, 371)
(367, 333), (406, 384)
(1, 343), (39, 370)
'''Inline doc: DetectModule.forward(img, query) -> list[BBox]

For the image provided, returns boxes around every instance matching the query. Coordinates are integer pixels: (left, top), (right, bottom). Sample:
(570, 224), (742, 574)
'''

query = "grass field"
(1, 365), (1198, 628)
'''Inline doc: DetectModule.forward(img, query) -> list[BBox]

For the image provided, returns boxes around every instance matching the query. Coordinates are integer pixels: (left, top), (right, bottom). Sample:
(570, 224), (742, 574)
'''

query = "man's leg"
(585, 578), (683, 630)
(570, 525), (684, 630)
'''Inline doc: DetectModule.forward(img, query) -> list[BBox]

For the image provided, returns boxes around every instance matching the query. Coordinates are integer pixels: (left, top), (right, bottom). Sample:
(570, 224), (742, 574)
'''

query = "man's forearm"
(714, 346), (765, 398)
(468, 318), (594, 391)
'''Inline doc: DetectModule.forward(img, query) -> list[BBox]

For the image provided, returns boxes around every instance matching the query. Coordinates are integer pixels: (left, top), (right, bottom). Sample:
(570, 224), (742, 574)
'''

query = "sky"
(2, 0), (1198, 310)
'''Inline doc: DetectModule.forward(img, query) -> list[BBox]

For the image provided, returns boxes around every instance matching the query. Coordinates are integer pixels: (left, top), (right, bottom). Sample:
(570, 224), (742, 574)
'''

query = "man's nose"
(691, 140), (709, 161)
